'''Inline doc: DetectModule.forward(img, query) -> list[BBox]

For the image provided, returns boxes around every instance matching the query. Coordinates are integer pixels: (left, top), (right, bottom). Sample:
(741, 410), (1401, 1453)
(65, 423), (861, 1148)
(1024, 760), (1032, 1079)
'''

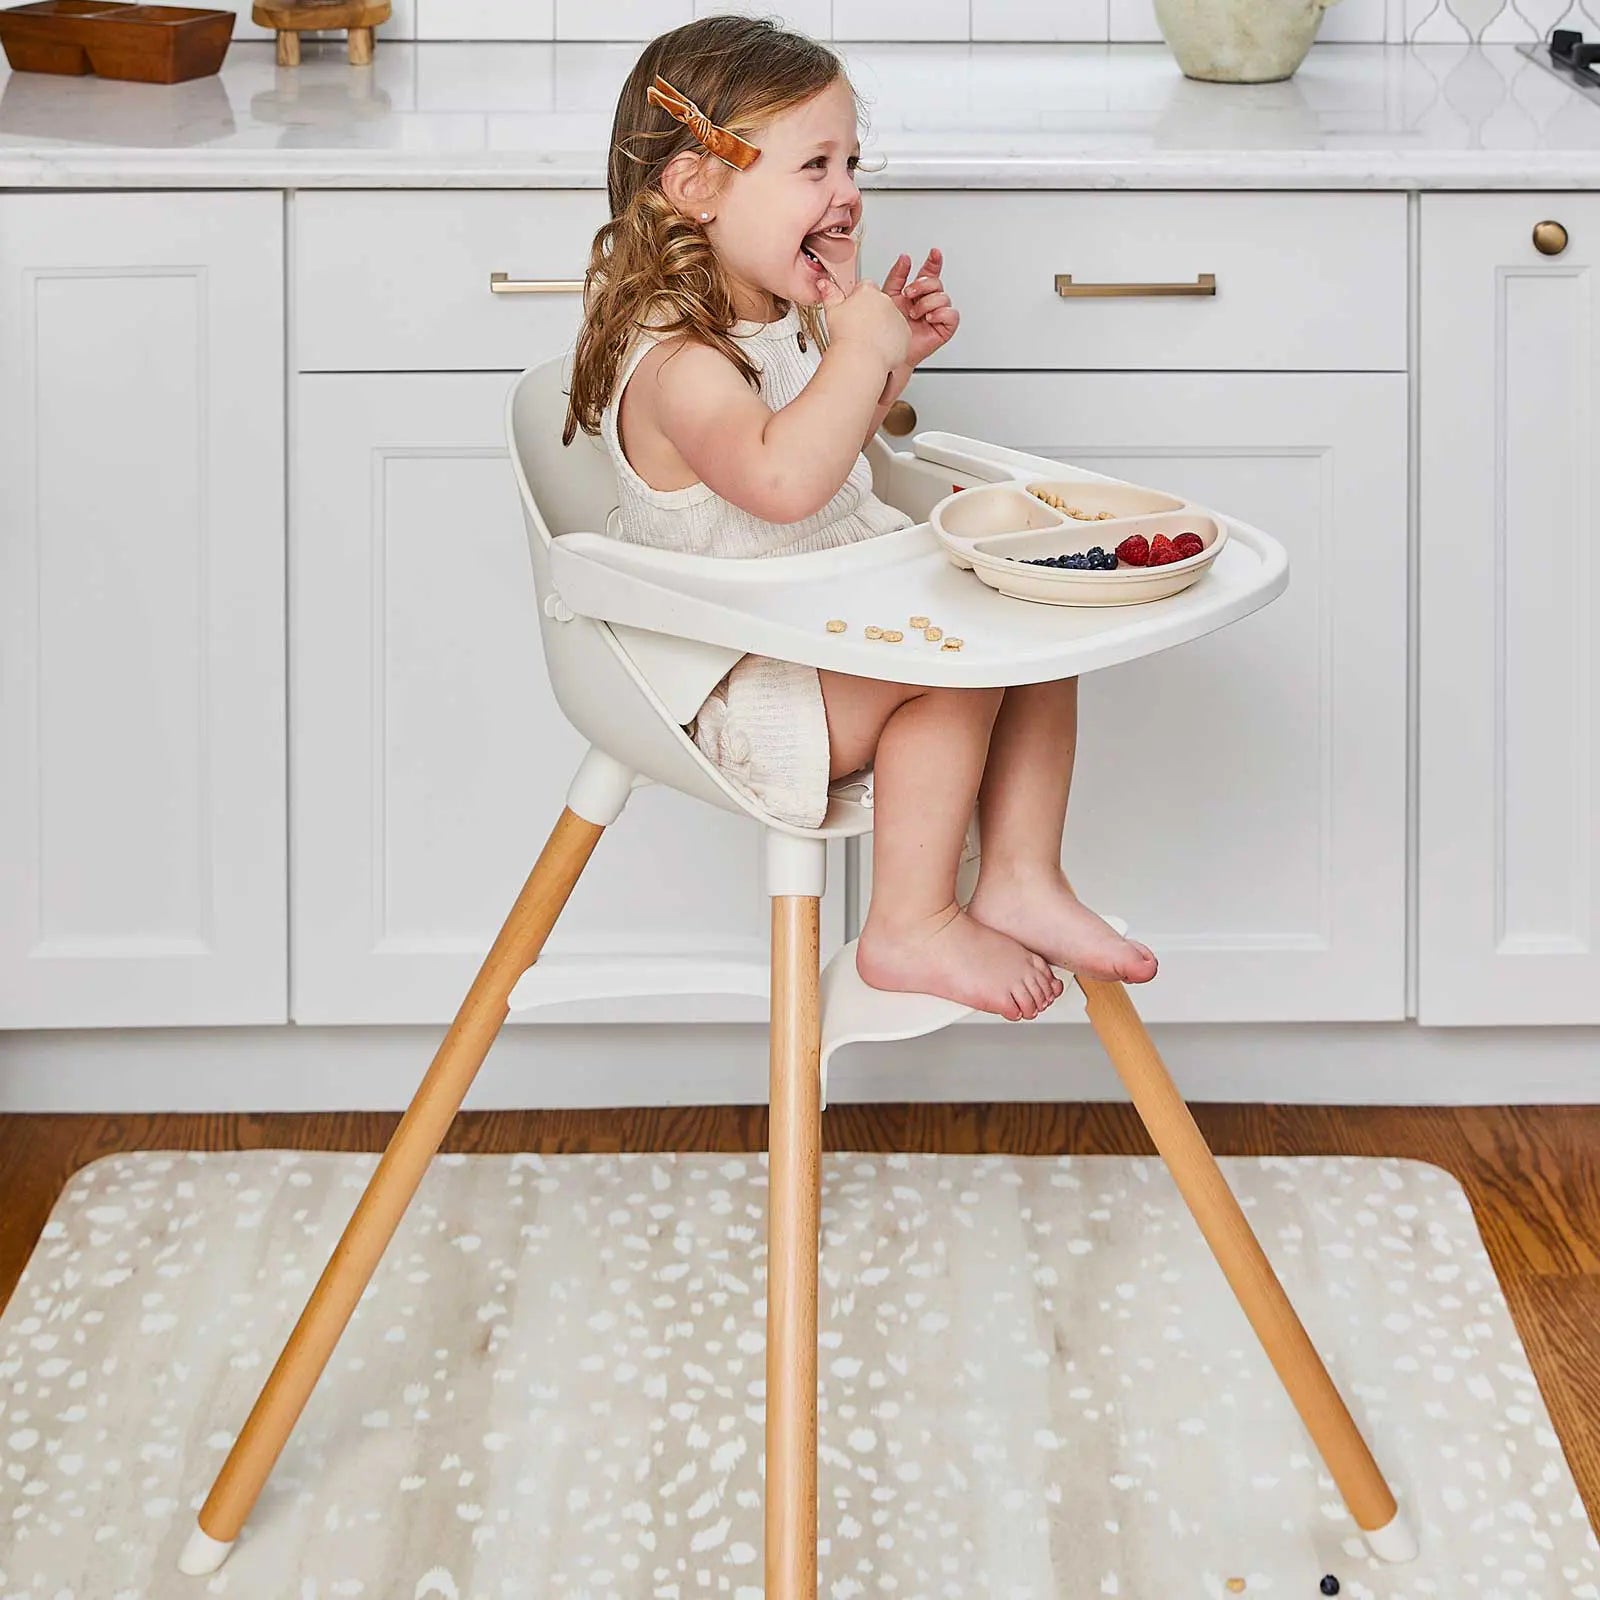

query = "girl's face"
(702, 75), (863, 318)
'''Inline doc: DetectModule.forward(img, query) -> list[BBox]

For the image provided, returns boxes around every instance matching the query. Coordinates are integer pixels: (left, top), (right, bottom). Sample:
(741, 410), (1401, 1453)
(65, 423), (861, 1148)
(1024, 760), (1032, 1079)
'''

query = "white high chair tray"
(549, 432), (1288, 689)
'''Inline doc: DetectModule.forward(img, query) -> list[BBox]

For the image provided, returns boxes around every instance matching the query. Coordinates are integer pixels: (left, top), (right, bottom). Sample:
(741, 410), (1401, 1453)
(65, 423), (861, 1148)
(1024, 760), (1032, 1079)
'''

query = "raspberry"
(1147, 533), (1181, 566)
(1114, 533), (1150, 567)
(1172, 531), (1205, 559)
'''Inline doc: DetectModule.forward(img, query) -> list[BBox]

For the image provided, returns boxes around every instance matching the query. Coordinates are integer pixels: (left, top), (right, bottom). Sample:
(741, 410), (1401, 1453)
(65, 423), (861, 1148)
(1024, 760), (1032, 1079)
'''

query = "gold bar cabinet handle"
(1054, 272), (1217, 298)
(489, 273), (585, 295)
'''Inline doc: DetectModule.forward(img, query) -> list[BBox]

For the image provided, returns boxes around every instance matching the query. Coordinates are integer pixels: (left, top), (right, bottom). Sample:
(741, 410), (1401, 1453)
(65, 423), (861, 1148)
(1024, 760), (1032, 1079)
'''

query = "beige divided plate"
(930, 480), (1227, 607)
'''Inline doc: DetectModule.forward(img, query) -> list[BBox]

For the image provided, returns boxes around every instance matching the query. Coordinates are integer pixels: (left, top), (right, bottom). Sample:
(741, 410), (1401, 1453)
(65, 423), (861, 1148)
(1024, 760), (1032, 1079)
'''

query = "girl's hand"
(883, 248), (959, 367)
(820, 274), (910, 374)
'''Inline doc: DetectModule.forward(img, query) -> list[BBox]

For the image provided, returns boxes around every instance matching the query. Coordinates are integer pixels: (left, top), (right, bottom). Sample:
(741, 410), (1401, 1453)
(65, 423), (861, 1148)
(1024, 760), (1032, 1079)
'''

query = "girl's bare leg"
(966, 678), (1159, 984)
(820, 670), (1062, 1021)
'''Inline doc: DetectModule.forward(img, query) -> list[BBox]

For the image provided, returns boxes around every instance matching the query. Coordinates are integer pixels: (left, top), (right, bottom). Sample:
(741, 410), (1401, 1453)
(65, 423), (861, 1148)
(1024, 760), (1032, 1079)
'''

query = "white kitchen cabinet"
(1418, 195), (1600, 1025)
(863, 191), (1407, 374)
(0, 192), (287, 1028)
(291, 372), (844, 1024)
(864, 371), (1408, 1022)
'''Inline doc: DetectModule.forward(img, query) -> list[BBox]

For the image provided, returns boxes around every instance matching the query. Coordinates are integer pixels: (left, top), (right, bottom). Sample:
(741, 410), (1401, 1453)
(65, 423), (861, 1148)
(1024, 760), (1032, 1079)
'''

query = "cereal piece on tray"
(941, 637), (964, 652)
(864, 625), (883, 639)
(881, 629), (904, 643)
(825, 618), (847, 633)
(909, 614), (930, 630)
(923, 626), (943, 642)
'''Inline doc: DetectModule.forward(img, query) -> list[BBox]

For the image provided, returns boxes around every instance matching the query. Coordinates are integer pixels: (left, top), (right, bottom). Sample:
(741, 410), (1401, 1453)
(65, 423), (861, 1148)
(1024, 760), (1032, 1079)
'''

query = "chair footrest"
(818, 916), (1128, 1107)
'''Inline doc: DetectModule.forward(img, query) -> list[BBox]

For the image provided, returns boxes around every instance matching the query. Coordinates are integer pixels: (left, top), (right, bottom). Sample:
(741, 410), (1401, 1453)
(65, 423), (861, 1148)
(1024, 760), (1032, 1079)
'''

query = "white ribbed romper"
(600, 304), (912, 829)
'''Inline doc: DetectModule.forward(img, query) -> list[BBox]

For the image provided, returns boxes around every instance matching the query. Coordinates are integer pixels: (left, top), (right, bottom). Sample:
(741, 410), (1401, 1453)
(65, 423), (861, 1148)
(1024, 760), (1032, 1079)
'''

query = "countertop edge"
(6, 151), (1600, 189)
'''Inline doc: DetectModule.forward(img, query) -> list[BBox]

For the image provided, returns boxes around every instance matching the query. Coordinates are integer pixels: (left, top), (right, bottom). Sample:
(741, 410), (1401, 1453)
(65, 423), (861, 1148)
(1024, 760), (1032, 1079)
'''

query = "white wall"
(223, 0), (1600, 46)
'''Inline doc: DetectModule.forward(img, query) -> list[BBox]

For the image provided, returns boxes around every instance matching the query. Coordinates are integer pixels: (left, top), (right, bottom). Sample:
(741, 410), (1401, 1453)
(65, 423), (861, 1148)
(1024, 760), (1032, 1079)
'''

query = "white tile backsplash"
(1317, 0), (1391, 41)
(555, 0), (692, 39)
(1405, 0), (1599, 37)
(417, 0), (553, 38)
(972, 0), (1108, 40)
(693, 0), (835, 34)
(831, 0), (969, 38)
(227, 0), (416, 40)
(1106, 0), (1161, 40)
(225, 0), (1600, 44)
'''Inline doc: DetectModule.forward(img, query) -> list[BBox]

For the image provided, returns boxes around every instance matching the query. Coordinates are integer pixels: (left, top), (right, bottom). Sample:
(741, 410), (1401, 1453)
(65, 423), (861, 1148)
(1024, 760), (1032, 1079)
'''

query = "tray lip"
(930, 478), (1229, 584)
(970, 561), (1212, 607)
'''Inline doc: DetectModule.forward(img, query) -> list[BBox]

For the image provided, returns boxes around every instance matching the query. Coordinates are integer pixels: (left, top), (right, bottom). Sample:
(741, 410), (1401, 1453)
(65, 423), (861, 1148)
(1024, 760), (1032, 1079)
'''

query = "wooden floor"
(3, 1102), (1598, 1530)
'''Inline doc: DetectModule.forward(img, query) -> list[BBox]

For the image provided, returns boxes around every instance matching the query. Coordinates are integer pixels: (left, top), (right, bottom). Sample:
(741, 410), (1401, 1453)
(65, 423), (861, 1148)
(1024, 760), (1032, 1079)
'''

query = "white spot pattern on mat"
(0, 1151), (1596, 1598)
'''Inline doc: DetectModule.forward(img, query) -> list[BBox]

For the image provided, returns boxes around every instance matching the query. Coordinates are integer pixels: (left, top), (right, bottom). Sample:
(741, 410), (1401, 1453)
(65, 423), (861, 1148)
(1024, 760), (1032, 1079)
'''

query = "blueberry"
(1320, 1579), (1340, 1597)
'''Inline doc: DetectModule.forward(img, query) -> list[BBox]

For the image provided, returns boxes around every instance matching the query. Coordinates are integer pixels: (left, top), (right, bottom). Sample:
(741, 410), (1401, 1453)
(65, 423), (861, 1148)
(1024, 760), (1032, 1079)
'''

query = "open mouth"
(801, 221), (859, 291)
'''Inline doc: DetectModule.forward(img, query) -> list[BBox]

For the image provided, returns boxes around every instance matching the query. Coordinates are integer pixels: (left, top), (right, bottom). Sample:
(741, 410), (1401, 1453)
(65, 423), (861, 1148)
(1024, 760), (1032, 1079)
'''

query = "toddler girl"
(564, 16), (1158, 1022)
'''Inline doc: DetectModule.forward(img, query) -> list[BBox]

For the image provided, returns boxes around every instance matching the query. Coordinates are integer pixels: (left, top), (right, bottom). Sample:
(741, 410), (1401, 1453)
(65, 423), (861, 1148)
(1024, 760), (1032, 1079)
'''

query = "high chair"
(179, 358), (1418, 1591)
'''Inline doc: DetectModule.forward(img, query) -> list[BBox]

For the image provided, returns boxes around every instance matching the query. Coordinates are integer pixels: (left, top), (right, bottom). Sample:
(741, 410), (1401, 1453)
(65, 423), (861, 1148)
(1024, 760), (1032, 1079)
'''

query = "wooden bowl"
(0, 0), (233, 81)
(83, 3), (235, 82)
(0, 0), (130, 75)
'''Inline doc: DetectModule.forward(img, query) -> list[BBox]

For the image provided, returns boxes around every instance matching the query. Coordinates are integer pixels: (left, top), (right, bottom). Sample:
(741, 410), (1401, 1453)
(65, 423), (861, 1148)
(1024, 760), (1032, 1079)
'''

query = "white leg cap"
(1362, 1508), (1419, 1563)
(179, 1524), (235, 1576)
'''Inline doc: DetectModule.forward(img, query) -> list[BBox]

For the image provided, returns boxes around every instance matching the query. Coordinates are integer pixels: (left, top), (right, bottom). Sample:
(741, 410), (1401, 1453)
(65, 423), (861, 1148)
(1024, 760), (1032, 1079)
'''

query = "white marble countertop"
(4, 39), (1600, 189)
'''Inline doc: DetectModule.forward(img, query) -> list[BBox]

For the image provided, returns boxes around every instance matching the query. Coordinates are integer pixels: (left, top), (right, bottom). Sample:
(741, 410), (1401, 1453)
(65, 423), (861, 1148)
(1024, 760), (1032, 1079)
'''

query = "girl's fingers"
(917, 247), (942, 280)
(881, 252), (913, 297)
(909, 290), (951, 318)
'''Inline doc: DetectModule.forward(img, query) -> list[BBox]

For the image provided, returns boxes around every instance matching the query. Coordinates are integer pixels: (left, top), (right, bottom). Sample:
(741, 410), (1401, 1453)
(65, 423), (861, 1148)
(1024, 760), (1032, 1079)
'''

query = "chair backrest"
(503, 359), (766, 822)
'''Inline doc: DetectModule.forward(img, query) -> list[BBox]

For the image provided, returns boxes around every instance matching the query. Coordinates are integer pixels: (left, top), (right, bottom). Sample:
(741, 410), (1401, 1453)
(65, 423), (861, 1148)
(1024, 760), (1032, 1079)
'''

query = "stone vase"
(1152, 0), (1342, 83)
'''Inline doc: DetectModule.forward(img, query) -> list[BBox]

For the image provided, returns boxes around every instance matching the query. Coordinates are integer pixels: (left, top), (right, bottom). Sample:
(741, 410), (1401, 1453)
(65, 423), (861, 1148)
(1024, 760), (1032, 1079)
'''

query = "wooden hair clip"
(646, 74), (760, 171)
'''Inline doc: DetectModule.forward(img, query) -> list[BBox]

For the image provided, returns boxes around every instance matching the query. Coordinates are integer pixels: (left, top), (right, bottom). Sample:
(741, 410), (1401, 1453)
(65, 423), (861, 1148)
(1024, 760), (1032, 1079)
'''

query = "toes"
(1118, 943), (1159, 982)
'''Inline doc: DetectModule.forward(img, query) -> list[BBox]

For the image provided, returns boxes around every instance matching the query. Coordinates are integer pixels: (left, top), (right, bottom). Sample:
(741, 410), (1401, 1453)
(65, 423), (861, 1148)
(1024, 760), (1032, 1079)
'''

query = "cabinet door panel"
(865, 372), (1407, 1022)
(293, 373), (838, 1023)
(0, 193), (286, 1027)
(1419, 195), (1600, 1023)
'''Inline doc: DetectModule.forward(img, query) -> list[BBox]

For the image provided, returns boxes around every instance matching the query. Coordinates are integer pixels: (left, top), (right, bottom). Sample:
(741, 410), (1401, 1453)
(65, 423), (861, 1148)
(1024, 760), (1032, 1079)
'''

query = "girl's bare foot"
(856, 902), (1063, 1021)
(967, 867), (1158, 984)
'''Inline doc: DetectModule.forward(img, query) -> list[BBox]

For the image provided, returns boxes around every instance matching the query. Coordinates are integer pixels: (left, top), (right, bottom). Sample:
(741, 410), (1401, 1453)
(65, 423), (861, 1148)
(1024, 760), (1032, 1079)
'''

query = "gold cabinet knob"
(883, 399), (918, 436)
(1533, 220), (1569, 256)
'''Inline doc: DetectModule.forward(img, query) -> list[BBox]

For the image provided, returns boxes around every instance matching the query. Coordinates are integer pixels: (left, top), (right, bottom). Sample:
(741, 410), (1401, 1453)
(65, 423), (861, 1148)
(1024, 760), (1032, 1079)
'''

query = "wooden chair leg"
(766, 895), (822, 1600)
(346, 24), (373, 63)
(178, 807), (606, 1576)
(1077, 974), (1418, 1563)
(275, 27), (299, 66)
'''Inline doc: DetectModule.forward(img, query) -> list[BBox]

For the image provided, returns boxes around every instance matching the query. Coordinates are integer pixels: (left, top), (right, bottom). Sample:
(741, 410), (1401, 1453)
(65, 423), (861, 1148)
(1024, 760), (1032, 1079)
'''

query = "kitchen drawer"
(295, 190), (607, 371)
(862, 191), (1407, 372)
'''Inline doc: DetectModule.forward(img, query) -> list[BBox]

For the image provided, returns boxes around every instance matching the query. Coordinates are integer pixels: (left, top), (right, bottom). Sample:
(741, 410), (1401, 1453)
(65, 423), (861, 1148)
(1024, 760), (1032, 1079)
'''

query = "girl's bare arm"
(864, 362), (913, 452)
(634, 334), (891, 524)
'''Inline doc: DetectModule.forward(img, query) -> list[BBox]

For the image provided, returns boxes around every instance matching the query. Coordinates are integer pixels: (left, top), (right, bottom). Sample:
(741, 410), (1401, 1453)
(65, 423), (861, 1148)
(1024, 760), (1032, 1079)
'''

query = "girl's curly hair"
(562, 15), (849, 445)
